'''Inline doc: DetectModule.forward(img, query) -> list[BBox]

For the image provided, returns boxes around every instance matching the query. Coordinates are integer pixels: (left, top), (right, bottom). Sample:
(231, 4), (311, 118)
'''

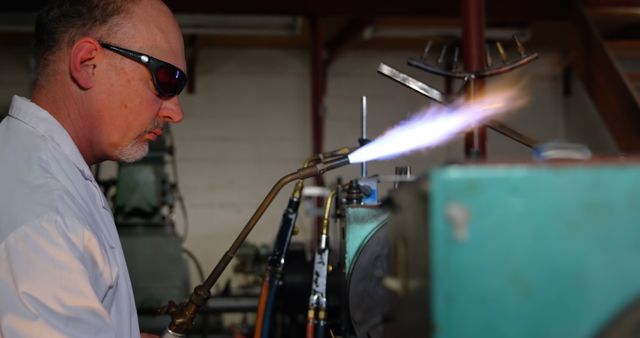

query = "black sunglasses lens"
(155, 65), (186, 97)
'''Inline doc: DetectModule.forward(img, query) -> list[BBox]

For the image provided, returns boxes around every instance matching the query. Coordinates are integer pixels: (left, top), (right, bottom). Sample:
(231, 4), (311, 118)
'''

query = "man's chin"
(115, 141), (149, 163)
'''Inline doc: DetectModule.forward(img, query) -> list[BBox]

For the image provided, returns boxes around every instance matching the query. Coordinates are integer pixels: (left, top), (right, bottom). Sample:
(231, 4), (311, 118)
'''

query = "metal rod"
(485, 43), (493, 68)
(496, 41), (508, 64)
(485, 119), (538, 148)
(453, 46), (460, 71)
(361, 96), (367, 177)
(378, 63), (448, 103)
(437, 45), (448, 65)
(421, 40), (433, 61)
(514, 34), (526, 57)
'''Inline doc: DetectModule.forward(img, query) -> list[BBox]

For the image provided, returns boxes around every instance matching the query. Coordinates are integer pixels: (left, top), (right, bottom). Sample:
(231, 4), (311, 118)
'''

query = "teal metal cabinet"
(430, 163), (640, 338)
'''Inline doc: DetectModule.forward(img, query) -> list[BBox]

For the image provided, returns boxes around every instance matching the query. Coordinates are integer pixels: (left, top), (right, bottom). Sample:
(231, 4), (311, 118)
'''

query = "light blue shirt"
(0, 96), (140, 338)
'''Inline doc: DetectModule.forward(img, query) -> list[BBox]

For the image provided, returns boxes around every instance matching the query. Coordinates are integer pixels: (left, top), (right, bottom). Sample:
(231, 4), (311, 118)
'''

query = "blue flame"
(348, 89), (525, 163)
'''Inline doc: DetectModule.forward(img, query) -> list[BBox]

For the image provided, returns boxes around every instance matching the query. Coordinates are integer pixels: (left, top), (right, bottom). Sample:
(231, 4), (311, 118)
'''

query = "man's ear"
(69, 38), (100, 90)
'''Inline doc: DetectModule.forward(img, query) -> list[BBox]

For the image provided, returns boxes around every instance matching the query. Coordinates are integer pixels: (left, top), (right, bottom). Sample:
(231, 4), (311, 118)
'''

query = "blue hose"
(261, 279), (279, 337)
(315, 320), (325, 338)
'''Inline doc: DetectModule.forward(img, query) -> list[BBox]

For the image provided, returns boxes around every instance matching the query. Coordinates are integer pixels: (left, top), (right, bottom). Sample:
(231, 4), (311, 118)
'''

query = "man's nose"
(159, 95), (184, 123)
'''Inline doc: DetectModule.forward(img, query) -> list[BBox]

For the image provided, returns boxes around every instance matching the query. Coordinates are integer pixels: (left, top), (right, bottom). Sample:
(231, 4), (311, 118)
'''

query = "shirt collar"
(8, 95), (94, 181)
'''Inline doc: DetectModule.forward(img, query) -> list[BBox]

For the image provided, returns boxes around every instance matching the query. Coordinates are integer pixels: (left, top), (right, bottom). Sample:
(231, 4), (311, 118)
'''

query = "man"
(0, 0), (186, 337)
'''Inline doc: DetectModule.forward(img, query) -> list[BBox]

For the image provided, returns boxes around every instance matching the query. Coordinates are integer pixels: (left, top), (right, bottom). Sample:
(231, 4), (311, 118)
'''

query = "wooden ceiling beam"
(2, 0), (570, 24)
(571, 3), (640, 152)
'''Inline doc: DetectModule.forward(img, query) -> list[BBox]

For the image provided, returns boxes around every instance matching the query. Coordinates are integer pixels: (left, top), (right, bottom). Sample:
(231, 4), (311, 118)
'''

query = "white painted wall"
(0, 32), (617, 289)
(176, 48), (312, 288)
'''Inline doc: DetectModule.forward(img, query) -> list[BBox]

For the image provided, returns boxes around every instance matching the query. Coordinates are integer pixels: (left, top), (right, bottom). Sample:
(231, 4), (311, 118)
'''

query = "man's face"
(95, 0), (186, 163)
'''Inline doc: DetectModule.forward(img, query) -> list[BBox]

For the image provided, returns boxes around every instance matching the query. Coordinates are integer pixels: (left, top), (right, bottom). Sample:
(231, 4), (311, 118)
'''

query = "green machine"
(343, 160), (640, 338)
(344, 205), (391, 338)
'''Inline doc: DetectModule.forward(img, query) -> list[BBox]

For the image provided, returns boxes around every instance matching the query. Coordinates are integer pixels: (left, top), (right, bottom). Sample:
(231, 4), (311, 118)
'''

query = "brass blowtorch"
(159, 150), (353, 338)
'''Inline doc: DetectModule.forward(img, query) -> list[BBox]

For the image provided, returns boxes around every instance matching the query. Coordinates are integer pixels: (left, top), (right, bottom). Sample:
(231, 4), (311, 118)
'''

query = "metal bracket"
(407, 34), (539, 79)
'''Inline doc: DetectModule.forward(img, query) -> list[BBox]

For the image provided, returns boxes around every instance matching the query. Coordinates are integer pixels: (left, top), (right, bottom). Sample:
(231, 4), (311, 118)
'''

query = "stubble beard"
(115, 120), (164, 163)
(115, 138), (149, 163)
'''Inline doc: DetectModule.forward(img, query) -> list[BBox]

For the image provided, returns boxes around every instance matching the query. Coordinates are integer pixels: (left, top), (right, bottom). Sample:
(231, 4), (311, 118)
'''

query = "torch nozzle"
(305, 147), (356, 167)
(294, 155), (351, 181)
(318, 147), (357, 163)
(318, 155), (351, 174)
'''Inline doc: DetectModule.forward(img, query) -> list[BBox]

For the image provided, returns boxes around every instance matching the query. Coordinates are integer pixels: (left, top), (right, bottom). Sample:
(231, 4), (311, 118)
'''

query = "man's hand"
(141, 333), (160, 338)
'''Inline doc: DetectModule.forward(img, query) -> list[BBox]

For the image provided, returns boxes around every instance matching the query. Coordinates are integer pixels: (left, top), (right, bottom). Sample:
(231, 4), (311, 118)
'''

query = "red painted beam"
(571, 4), (640, 152)
(309, 16), (326, 187)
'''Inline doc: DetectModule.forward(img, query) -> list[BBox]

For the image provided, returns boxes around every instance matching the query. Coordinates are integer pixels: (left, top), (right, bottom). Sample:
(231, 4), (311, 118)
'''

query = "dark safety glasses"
(100, 42), (188, 98)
